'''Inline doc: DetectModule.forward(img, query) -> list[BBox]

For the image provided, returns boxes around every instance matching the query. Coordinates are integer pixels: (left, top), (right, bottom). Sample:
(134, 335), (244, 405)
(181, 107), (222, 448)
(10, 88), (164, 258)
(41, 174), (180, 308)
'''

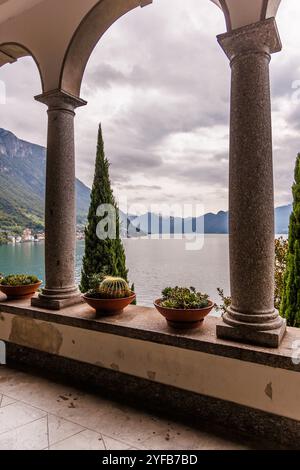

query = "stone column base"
(31, 291), (84, 311)
(216, 319), (287, 348)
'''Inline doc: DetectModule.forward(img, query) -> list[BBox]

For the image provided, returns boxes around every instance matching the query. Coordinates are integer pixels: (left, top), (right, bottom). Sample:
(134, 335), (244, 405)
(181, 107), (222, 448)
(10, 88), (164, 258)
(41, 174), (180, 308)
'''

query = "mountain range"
(0, 128), (90, 234)
(0, 128), (293, 235)
(125, 206), (292, 236)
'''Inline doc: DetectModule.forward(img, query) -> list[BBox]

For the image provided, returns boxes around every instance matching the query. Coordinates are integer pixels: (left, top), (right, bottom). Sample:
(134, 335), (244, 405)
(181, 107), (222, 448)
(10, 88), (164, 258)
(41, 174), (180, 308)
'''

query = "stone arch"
(60, 0), (152, 97)
(0, 42), (44, 92)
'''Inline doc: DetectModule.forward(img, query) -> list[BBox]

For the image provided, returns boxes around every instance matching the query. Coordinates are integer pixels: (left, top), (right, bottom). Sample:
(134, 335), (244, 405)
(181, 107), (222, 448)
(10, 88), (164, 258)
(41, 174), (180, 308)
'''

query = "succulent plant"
(98, 276), (132, 299)
(216, 288), (231, 315)
(160, 286), (210, 310)
(0, 274), (39, 287)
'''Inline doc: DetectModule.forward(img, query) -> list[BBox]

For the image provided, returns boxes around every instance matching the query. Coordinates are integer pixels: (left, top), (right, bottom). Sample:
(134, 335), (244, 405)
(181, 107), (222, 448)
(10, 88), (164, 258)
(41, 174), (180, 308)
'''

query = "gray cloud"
(271, 59), (300, 100)
(214, 151), (228, 162)
(117, 183), (162, 191)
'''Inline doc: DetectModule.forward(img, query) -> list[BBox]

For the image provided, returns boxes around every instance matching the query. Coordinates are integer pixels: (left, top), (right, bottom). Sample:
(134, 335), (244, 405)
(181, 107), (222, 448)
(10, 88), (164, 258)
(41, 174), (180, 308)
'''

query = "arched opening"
(74, 0), (229, 306)
(0, 48), (44, 142)
(60, 0), (153, 97)
(0, 43), (44, 91)
(0, 51), (46, 280)
(0, 43), (28, 66)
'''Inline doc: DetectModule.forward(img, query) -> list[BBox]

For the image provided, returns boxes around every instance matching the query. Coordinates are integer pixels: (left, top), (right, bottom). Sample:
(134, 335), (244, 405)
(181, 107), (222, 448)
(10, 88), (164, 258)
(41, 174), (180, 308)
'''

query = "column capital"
(35, 89), (87, 112)
(217, 18), (282, 63)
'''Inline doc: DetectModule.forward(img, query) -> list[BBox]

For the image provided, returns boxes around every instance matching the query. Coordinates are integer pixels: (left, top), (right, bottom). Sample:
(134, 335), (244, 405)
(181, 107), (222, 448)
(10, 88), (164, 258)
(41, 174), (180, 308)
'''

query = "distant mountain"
(0, 128), (293, 235)
(120, 210), (229, 235)
(203, 211), (229, 234)
(125, 205), (292, 236)
(0, 128), (90, 233)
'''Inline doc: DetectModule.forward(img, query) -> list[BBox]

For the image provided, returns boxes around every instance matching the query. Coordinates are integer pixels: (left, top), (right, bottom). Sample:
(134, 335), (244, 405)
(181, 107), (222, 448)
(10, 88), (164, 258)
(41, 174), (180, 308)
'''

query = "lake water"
(0, 235), (230, 307)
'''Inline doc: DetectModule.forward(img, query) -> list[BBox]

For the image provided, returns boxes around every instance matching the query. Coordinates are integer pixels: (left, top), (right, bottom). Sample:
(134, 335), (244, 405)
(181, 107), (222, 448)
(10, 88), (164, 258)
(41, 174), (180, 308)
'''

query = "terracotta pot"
(0, 281), (42, 300)
(83, 293), (136, 316)
(154, 299), (214, 329)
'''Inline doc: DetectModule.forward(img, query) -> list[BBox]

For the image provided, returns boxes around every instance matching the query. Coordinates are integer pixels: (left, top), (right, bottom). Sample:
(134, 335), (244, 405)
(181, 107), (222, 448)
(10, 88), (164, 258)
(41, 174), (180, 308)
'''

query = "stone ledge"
(0, 295), (299, 373)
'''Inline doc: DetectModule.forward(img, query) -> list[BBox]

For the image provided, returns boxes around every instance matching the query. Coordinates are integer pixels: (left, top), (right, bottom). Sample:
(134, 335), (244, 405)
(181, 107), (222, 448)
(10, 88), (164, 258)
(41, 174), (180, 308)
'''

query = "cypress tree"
(80, 124), (128, 293)
(281, 154), (300, 326)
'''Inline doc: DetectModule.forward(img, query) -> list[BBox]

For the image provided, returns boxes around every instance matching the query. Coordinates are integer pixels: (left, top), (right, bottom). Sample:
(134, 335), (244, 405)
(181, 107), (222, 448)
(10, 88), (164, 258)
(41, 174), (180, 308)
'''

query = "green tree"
(0, 231), (8, 245)
(80, 124), (128, 293)
(274, 237), (289, 311)
(281, 154), (300, 326)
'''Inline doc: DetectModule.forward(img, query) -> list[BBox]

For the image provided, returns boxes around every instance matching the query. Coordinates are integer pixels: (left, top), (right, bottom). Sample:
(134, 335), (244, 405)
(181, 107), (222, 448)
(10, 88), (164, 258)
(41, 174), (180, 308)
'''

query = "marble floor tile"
(48, 414), (85, 446)
(0, 395), (17, 408)
(0, 367), (256, 451)
(102, 435), (132, 450)
(82, 405), (170, 447)
(142, 422), (251, 451)
(0, 416), (48, 450)
(49, 429), (106, 451)
(0, 401), (46, 435)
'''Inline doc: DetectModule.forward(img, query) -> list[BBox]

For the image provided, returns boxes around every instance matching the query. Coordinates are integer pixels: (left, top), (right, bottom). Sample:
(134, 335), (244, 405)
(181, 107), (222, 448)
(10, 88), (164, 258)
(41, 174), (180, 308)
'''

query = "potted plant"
(0, 274), (42, 300)
(154, 286), (214, 329)
(82, 276), (136, 316)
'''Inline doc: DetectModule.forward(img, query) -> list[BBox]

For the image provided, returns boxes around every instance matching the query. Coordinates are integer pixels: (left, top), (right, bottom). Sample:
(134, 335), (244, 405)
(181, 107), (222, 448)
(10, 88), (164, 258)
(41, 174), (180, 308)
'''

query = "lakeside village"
(0, 228), (85, 245)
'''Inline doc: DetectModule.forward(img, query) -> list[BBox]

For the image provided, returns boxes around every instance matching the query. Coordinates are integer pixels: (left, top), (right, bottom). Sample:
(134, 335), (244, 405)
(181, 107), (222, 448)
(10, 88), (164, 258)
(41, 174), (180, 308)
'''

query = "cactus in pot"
(98, 276), (132, 299)
(83, 275), (135, 315)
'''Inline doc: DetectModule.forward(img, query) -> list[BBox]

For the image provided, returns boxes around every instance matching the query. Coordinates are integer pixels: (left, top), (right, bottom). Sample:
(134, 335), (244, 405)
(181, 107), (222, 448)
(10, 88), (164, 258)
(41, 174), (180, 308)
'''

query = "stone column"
(32, 90), (87, 310)
(216, 19), (286, 347)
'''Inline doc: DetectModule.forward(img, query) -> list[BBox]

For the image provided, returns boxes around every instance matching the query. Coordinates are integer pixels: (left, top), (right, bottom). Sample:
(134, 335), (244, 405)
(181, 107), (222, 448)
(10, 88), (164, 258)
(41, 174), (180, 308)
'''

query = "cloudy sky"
(0, 0), (300, 215)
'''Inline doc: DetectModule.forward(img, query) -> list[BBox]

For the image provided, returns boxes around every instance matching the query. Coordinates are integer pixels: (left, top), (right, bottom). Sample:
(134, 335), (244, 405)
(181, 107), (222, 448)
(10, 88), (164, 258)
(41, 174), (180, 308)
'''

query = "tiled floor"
(0, 366), (253, 450)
